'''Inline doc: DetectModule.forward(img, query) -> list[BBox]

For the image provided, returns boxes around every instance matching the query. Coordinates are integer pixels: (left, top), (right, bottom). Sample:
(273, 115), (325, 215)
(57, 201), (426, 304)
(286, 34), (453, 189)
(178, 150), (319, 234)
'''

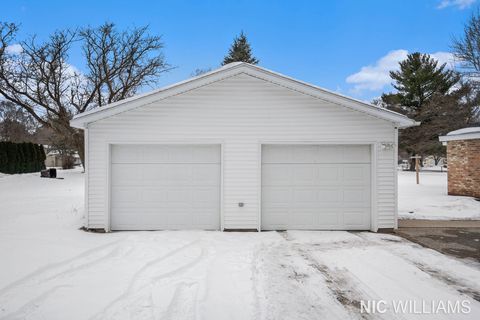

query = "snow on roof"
(446, 127), (480, 136)
(439, 127), (480, 142)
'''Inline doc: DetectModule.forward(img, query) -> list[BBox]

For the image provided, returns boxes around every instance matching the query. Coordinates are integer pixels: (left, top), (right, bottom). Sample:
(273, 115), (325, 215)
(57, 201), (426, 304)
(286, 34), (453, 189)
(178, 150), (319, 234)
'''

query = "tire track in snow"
(0, 240), (120, 295)
(353, 232), (480, 303)
(0, 285), (71, 320)
(290, 248), (373, 319)
(162, 282), (199, 320)
(91, 239), (206, 320)
(0, 240), (129, 318)
(253, 238), (357, 320)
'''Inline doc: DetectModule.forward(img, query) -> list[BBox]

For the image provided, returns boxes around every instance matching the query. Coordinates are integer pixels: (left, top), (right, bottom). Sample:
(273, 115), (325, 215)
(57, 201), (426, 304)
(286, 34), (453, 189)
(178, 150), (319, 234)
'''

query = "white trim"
(257, 142), (262, 232)
(220, 143), (225, 231)
(439, 132), (480, 142)
(105, 140), (224, 231)
(370, 143), (378, 232)
(84, 126), (89, 229)
(71, 63), (417, 129)
(258, 141), (377, 231)
(394, 127), (399, 230)
(106, 143), (111, 232)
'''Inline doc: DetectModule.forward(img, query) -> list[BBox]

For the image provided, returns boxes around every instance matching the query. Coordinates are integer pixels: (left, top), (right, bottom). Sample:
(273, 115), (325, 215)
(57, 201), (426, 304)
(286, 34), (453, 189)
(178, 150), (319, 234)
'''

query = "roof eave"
(439, 132), (480, 142)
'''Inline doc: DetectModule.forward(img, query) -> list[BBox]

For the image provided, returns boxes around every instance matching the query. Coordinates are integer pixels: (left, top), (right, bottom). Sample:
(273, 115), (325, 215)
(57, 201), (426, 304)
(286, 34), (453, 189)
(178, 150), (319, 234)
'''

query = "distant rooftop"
(439, 127), (480, 142)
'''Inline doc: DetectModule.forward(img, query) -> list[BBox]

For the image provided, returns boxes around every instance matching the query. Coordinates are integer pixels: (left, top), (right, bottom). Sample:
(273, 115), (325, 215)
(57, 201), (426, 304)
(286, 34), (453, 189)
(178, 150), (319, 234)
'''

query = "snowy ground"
(1, 169), (480, 319)
(398, 170), (480, 220)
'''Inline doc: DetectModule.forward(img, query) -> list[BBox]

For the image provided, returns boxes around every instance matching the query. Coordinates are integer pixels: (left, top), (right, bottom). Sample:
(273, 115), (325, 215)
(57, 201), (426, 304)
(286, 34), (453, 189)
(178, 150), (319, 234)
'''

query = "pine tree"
(381, 52), (464, 170)
(388, 53), (459, 113)
(222, 32), (259, 65)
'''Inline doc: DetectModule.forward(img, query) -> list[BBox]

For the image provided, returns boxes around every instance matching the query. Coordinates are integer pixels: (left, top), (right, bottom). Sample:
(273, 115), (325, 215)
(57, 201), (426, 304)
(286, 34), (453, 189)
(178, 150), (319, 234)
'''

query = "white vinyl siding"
(86, 73), (397, 230)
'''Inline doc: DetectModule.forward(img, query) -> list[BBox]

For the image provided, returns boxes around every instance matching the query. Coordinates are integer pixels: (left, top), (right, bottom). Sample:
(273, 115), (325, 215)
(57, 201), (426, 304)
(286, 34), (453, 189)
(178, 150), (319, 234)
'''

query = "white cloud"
(346, 50), (456, 93)
(437, 0), (475, 9)
(346, 49), (408, 92)
(5, 43), (23, 54)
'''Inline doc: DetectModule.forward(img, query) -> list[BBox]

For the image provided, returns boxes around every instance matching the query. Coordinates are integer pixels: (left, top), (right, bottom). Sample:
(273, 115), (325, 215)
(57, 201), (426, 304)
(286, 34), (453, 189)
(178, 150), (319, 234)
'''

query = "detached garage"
(71, 62), (416, 232)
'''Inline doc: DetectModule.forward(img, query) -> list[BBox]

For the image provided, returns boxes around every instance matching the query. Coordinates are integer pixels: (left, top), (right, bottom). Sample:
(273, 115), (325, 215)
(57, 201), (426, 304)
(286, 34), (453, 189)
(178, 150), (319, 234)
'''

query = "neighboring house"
(45, 151), (81, 168)
(71, 62), (416, 232)
(439, 127), (480, 198)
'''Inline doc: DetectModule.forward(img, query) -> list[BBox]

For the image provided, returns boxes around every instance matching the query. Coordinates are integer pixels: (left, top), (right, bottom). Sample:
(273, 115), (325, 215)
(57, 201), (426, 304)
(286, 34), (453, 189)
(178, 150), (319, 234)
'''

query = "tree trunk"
(72, 130), (85, 171)
(409, 157), (416, 171)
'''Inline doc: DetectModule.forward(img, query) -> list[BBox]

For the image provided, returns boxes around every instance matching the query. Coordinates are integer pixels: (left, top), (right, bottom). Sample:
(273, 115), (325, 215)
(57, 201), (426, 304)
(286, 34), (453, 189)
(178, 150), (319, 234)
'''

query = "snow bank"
(398, 170), (480, 220)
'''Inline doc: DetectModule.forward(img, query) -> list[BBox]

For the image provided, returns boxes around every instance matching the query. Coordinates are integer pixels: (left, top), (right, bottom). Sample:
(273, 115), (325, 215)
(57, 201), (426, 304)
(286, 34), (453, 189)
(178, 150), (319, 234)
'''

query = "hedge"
(0, 141), (46, 174)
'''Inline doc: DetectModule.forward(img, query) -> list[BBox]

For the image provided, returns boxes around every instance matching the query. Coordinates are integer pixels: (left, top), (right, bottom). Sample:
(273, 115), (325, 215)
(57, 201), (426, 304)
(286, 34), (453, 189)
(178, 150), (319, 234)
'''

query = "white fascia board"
(439, 132), (480, 142)
(70, 63), (417, 129)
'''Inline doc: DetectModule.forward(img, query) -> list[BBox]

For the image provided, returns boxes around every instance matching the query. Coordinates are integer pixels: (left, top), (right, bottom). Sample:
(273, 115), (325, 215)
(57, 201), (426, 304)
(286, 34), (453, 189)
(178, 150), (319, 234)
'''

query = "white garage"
(71, 62), (416, 232)
(261, 145), (371, 230)
(110, 144), (221, 230)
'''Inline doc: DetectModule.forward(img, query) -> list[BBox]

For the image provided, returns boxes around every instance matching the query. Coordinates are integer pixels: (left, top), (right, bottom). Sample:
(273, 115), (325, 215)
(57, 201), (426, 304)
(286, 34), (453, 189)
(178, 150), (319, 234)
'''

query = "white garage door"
(262, 145), (371, 230)
(110, 144), (221, 230)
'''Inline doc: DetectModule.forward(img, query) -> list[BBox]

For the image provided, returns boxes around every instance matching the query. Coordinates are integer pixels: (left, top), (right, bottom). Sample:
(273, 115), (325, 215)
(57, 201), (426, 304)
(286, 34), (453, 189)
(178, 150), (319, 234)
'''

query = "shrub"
(0, 141), (46, 174)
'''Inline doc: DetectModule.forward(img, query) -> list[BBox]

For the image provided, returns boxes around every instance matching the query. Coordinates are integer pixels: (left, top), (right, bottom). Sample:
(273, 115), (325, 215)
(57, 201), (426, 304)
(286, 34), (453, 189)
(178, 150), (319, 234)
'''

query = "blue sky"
(1, 0), (476, 101)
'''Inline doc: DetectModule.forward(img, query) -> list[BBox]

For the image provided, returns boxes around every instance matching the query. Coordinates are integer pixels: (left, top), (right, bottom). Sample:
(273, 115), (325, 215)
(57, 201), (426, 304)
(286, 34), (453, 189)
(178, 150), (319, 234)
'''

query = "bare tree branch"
(0, 21), (171, 166)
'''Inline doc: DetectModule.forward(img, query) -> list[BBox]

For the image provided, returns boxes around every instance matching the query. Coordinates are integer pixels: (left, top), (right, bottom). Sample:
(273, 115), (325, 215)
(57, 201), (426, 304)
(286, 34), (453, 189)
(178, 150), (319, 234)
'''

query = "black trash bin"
(40, 168), (57, 178)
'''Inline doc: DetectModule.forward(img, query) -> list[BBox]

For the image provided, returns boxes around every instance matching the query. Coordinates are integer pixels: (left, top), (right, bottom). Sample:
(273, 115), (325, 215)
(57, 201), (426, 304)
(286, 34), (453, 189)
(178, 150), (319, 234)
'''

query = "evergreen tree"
(380, 53), (464, 170)
(16, 143), (25, 173)
(38, 144), (46, 170)
(6, 142), (16, 174)
(222, 32), (259, 65)
(0, 142), (6, 173)
(32, 143), (39, 171)
(388, 53), (459, 113)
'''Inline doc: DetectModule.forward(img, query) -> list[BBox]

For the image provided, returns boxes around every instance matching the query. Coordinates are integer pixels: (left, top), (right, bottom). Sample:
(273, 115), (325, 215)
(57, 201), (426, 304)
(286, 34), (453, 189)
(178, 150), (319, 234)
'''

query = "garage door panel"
(262, 165), (292, 185)
(344, 208), (370, 226)
(292, 188), (317, 202)
(262, 144), (371, 230)
(262, 187), (292, 204)
(316, 166), (342, 184)
(111, 145), (143, 163)
(111, 144), (220, 230)
(193, 187), (220, 203)
(317, 188), (342, 202)
(192, 165), (220, 184)
(343, 188), (370, 206)
(343, 165), (370, 185)
(292, 166), (317, 185)
(291, 145), (319, 162)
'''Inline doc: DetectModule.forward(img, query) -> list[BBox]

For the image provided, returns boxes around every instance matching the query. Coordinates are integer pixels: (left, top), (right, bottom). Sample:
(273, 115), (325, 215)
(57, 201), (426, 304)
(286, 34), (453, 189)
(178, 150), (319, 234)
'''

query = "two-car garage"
(71, 63), (415, 231)
(109, 144), (371, 231)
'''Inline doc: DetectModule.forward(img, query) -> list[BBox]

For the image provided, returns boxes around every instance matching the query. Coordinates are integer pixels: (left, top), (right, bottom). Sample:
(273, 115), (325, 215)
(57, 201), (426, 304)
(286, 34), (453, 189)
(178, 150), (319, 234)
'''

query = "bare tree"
(452, 10), (480, 81)
(0, 22), (171, 166)
(0, 101), (37, 142)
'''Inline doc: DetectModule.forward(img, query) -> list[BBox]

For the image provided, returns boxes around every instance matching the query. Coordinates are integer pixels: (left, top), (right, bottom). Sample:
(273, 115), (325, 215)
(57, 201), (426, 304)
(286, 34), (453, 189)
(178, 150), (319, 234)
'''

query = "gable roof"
(70, 62), (418, 129)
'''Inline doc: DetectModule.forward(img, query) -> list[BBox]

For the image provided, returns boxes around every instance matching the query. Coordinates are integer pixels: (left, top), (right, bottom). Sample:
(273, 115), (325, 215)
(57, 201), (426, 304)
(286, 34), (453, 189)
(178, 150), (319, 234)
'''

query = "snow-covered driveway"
(1, 169), (480, 319)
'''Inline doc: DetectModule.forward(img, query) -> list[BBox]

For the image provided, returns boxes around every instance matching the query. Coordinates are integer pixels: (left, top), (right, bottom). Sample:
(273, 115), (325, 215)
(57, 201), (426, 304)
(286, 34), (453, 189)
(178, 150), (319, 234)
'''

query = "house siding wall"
(447, 139), (480, 198)
(86, 73), (397, 230)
